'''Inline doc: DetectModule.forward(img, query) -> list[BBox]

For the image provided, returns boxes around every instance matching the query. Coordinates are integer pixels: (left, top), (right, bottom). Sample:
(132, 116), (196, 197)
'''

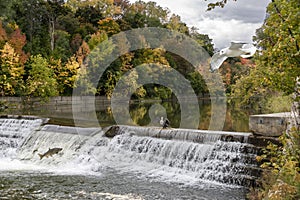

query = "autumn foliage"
(0, 0), (214, 100)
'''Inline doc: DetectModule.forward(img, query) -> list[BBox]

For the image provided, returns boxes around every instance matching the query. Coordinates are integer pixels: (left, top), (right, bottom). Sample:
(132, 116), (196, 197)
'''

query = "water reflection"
(0, 99), (250, 132)
(127, 99), (249, 132)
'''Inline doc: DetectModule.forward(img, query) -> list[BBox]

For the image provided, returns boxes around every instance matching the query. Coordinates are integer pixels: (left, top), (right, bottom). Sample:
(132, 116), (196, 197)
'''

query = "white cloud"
(194, 17), (263, 48)
(128, 0), (270, 49)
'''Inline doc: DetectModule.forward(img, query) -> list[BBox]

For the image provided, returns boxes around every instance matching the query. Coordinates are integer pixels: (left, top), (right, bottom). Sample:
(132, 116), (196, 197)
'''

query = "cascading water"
(16, 124), (106, 174)
(1, 119), (260, 189)
(0, 117), (44, 159)
(103, 129), (260, 187)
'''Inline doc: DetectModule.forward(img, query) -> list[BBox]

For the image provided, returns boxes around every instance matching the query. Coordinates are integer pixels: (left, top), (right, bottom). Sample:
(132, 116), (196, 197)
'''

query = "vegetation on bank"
(249, 128), (300, 200)
(0, 0), (215, 100)
(247, 77), (300, 200)
(235, 0), (299, 198)
(231, 0), (299, 110)
(0, 0), (298, 110)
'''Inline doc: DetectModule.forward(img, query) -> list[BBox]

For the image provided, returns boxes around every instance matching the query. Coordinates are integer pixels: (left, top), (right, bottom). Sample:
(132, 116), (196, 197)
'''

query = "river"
(0, 100), (258, 199)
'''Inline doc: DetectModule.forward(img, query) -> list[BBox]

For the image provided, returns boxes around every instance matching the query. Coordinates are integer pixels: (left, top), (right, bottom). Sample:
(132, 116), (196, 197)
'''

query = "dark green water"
(0, 169), (247, 200)
(0, 99), (252, 132)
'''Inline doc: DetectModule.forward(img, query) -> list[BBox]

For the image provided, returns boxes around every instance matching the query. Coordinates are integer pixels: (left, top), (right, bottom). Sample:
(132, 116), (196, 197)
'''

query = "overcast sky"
(129, 0), (270, 49)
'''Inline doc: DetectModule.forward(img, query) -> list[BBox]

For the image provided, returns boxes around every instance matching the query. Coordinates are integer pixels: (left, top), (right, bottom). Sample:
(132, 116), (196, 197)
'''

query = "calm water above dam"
(0, 99), (252, 132)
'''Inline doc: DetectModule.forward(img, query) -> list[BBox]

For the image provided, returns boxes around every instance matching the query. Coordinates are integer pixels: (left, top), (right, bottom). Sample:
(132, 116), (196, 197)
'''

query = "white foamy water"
(0, 120), (255, 199)
(14, 125), (105, 176)
(1, 121), (259, 188)
(91, 133), (259, 187)
(0, 118), (43, 159)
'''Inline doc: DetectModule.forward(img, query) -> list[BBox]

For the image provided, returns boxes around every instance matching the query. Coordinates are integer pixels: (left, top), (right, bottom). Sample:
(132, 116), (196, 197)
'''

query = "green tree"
(74, 5), (104, 27)
(56, 12), (80, 36)
(166, 14), (189, 35)
(190, 27), (214, 56)
(51, 30), (72, 62)
(26, 55), (58, 100)
(256, 0), (299, 93)
(98, 17), (121, 37)
(187, 71), (208, 96)
(44, 0), (69, 52)
(206, 0), (237, 10)
(123, 0), (169, 29)
(87, 31), (109, 51)
(0, 0), (18, 21)
(231, 0), (299, 108)
(14, 0), (51, 56)
(71, 0), (120, 25)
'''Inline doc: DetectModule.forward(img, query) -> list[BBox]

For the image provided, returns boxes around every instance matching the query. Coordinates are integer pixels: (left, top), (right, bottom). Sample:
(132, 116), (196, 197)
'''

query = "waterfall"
(105, 132), (260, 187)
(17, 124), (107, 174)
(0, 117), (44, 159)
(104, 125), (252, 143)
(0, 119), (260, 187)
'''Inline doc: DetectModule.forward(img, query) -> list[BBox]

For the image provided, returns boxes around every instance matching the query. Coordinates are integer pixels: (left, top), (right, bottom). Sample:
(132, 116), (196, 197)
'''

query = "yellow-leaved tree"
(0, 43), (24, 96)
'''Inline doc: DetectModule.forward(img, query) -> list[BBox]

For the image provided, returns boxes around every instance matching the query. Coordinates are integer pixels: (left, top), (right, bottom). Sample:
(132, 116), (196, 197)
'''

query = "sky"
(129, 0), (270, 49)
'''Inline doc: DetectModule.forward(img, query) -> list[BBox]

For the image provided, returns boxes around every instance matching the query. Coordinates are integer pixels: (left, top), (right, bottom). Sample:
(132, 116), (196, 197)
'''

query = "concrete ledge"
(104, 125), (252, 143)
(249, 112), (290, 137)
(41, 125), (102, 136)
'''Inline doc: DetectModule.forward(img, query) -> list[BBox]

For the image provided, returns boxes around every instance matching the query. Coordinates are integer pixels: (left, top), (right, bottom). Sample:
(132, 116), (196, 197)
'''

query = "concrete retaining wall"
(249, 112), (290, 137)
(0, 96), (110, 107)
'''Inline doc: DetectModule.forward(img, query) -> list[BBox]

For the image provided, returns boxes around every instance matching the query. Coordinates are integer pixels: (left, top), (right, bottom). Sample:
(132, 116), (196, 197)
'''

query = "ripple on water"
(0, 170), (247, 200)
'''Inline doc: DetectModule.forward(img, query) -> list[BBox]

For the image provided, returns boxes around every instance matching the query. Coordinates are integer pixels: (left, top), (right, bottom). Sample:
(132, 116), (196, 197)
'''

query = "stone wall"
(0, 96), (110, 108)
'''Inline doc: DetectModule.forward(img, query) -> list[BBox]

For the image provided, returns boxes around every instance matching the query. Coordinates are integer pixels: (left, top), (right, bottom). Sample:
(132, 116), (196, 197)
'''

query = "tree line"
(0, 0), (214, 100)
(231, 0), (299, 111)
(0, 0), (298, 108)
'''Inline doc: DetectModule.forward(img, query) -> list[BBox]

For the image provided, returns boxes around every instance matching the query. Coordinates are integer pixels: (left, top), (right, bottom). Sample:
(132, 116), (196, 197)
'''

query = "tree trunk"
(49, 18), (55, 51)
(287, 76), (300, 133)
